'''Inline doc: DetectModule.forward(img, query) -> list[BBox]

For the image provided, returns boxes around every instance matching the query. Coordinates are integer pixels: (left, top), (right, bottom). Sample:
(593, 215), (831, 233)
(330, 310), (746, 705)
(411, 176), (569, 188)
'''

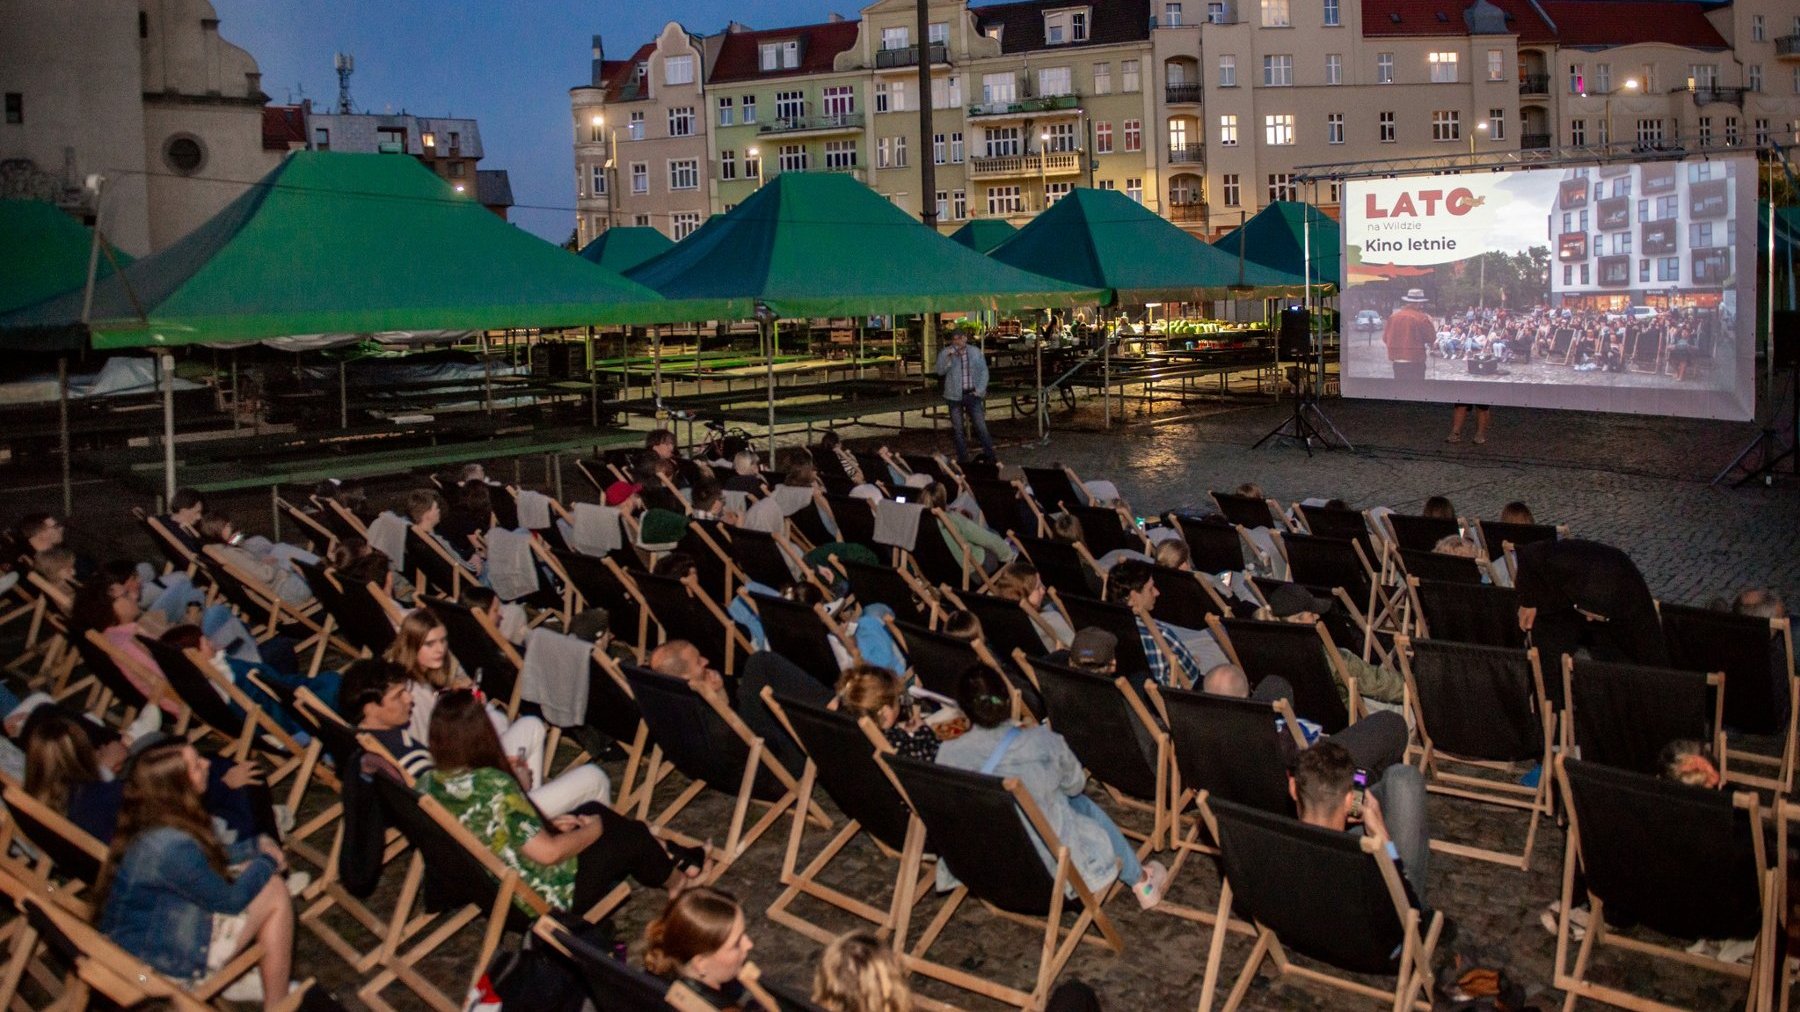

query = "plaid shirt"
(1137, 616), (1203, 687)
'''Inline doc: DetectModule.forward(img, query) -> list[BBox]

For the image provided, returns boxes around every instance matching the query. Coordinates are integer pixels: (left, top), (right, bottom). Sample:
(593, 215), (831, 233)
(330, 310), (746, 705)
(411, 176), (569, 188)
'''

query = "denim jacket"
(97, 827), (273, 980)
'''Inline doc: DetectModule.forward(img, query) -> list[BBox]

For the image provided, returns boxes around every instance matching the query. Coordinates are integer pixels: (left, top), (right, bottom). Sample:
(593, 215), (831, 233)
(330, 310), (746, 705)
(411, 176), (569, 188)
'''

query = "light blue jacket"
(935, 342), (990, 400)
(98, 827), (273, 981)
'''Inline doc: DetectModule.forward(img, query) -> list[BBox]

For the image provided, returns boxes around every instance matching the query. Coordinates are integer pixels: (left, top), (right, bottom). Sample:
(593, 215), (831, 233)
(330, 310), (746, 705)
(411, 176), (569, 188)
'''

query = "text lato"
(1364, 188), (1480, 219)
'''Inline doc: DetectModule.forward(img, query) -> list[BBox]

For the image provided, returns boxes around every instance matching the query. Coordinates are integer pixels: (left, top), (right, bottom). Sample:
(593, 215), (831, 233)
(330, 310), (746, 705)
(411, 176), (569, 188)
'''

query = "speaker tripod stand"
(1254, 359), (1354, 455)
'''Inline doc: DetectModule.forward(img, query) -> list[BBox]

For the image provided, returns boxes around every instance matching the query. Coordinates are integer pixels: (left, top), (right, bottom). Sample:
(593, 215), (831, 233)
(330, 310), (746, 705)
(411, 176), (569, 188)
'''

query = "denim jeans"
(1067, 793), (1141, 886)
(946, 394), (997, 462)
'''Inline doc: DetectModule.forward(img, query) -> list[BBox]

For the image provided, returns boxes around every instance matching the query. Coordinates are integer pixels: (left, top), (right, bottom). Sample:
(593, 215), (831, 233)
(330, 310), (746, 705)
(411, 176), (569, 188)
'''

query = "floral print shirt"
(417, 766), (572, 912)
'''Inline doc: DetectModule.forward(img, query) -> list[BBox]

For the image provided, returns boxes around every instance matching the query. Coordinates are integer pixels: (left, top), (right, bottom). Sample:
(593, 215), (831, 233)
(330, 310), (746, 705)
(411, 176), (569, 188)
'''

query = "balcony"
(1169, 143), (1205, 164)
(1519, 73), (1549, 96)
(1691, 85), (1749, 106)
(757, 113), (865, 137)
(1169, 201), (1207, 223)
(874, 43), (948, 70)
(1165, 83), (1203, 104)
(1521, 132), (1551, 150)
(967, 151), (1083, 179)
(1776, 34), (1800, 60)
(967, 94), (1082, 118)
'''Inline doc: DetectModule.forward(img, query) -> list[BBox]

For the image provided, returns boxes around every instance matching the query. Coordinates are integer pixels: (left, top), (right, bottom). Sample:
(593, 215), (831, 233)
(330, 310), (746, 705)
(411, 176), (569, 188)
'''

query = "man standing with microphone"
(936, 328), (997, 464)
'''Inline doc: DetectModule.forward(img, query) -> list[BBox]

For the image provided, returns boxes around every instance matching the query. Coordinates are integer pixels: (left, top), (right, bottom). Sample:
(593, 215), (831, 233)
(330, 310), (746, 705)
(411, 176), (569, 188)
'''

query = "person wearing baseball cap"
(1264, 582), (1407, 707)
(1067, 628), (1118, 675)
(603, 481), (643, 510)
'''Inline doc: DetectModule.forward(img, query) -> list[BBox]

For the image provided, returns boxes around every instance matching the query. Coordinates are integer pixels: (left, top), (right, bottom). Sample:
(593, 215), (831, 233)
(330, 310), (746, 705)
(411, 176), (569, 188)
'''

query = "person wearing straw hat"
(1382, 288), (1436, 382)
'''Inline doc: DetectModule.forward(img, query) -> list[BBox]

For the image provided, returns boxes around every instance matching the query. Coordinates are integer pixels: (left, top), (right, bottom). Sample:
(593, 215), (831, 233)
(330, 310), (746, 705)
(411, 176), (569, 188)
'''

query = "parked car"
(1353, 309), (1383, 330)
(1606, 305), (1658, 322)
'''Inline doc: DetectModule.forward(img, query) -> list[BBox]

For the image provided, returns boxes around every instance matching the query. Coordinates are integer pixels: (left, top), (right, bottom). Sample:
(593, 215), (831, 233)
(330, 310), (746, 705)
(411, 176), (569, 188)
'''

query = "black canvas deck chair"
(902, 452), (955, 485)
(852, 450), (892, 488)
(0, 779), (106, 893)
(947, 589), (1056, 659)
(550, 548), (645, 657)
(969, 476), (1043, 538)
(1208, 491), (1285, 532)
(1396, 638), (1552, 870)
(674, 520), (736, 602)
(880, 754), (1124, 1010)
(1553, 757), (1776, 1012)
(1410, 578), (1522, 648)
(1011, 534), (1101, 598)
(744, 591), (854, 687)
(1147, 682), (1301, 834)
(197, 545), (342, 674)
(313, 496), (369, 542)
(1293, 504), (1377, 561)
(1172, 515), (1249, 575)
(727, 527), (802, 590)
(823, 494), (880, 553)
(278, 495), (339, 553)
(1019, 654), (1172, 851)
(1274, 531), (1398, 662)
(905, 512), (985, 592)
(1196, 796), (1444, 1012)
(1396, 548), (1486, 586)
(1148, 565), (1230, 631)
(135, 637), (307, 790)
(1562, 656), (1725, 777)
(138, 512), (199, 575)
(1066, 504), (1149, 558)
(630, 570), (752, 676)
(1381, 513), (1462, 553)
(788, 501), (836, 551)
(296, 560), (396, 658)
(1023, 464), (1093, 513)
(881, 617), (1004, 700)
(835, 556), (934, 626)
(402, 525), (474, 601)
(582, 653), (657, 811)
(1473, 519), (1562, 583)
(70, 628), (151, 728)
(1049, 589), (1172, 686)
(426, 596), (524, 717)
(532, 917), (671, 1011)
(621, 666), (807, 881)
(1660, 602), (1798, 793)
(1208, 616), (1356, 734)
(759, 689), (930, 946)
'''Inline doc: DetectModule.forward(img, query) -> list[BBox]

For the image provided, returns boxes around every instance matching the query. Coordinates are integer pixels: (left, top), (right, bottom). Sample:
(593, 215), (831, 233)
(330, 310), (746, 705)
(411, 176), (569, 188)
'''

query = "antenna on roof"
(334, 52), (355, 114)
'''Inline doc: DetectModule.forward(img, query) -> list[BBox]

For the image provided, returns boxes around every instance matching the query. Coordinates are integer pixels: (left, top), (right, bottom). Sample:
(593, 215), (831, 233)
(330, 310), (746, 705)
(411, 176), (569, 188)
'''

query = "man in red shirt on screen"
(1382, 288), (1436, 382)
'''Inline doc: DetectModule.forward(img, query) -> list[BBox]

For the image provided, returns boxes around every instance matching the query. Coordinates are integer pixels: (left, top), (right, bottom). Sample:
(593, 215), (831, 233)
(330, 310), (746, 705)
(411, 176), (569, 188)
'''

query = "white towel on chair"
(873, 500), (926, 551)
(1083, 479), (1120, 504)
(520, 628), (591, 728)
(742, 496), (785, 534)
(515, 490), (553, 530)
(569, 503), (623, 557)
(772, 484), (814, 514)
(484, 527), (539, 603)
(366, 512), (408, 570)
(722, 489), (752, 516)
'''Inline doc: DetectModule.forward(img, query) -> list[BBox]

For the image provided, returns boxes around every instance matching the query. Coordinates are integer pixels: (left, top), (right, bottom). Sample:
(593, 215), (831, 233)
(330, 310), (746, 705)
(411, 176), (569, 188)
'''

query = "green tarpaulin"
(947, 218), (1018, 254)
(987, 188), (1307, 303)
(0, 151), (715, 351)
(625, 172), (1101, 317)
(0, 199), (132, 316)
(578, 226), (674, 273)
(1212, 201), (1342, 290)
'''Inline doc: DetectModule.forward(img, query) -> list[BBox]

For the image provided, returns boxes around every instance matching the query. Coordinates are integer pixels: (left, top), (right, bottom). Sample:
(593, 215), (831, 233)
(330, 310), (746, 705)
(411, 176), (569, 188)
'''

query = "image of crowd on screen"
(1419, 303), (1721, 381)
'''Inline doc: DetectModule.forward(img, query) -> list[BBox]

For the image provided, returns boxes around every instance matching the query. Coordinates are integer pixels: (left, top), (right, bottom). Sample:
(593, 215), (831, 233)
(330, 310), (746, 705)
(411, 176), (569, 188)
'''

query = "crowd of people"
(0, 423), (1788, 1011)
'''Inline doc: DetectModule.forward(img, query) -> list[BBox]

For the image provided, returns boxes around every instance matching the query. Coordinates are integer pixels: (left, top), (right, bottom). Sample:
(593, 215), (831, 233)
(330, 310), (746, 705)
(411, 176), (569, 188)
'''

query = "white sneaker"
(284, 871), (312, 897)
(1133, 860), (1170, 910)
(273, 804), (296, 837)
(1540, 901), (1589, 940)
(221, 974), (264, 1003)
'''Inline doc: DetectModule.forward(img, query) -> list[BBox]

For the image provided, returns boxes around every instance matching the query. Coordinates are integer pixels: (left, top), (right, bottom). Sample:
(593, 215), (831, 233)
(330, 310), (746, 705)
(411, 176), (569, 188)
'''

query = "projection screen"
(1340, 158), (1756, 421)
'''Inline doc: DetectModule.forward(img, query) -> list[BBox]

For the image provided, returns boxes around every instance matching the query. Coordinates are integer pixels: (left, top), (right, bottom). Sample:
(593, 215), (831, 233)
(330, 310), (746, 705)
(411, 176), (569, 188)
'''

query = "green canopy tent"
(578, 226), (675, 273)
(625, 171), (1101, 452)
(0, 151), (720, 498)
(1211, 200), (1342, 291)
(947, 218), (1019, 254)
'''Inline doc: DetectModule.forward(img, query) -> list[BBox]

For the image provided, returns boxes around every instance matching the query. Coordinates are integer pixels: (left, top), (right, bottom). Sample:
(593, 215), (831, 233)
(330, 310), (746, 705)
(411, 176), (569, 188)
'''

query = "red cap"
(604, 481), (642, 507)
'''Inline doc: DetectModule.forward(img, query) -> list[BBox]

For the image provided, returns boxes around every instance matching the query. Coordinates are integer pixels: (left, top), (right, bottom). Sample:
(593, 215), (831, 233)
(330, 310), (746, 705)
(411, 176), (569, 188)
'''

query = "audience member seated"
(1291, 741), (1433, 913)
(415, 690), (700, 914)
(328, 536), (413, 603)
(817, 430), (864, 484)
(438, 481), (494, 561)
(1421, 496), (1457, 521)
(989, 561), (1075, 650)
(1201, 662), (1407, 775)
(69, 575), (194, 717)
(935, 665), (1168, 908)
(688, 483), (736, 526)
(644, 887), (760, 1009)
(406, 490), (482, 577)
(1433, 535), (1480, 559)
(95, 740), (296, 1008)
(1264, 583), (1407, 708)
(837, 665), (939, 762)
(812, 931), (910, 1012)
(723, 451), (766, 495)
(198, 515), (315, 606)
(648, 638), (817, 776)
(1103, 560), (1212, 687)
(1499, 501), (1535, 525)
(159, 488), (207, 556)
(10, 513), (88, 578)
(918, 481), (1014, 576)
(310, 479), (370, 522)
(1047, 512), (1084, 546)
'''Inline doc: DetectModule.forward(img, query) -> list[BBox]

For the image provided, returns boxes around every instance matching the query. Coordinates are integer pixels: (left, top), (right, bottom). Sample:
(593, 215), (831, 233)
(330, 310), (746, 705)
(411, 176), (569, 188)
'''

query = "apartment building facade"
(571, 0), (1800, 243)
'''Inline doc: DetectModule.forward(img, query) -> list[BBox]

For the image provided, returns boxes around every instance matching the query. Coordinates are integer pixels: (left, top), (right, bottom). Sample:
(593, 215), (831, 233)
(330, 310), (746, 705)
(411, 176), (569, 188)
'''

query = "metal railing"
(1518, 74), (1549, 95)
(967, 94), (1082, 117)
(1521, 132), (1552, 149)
(874, 43), (948, 69)
(1691, 86), (1750, 106)
(1774, 34), (1800, 57)
(757, 113), (864, 135)
(1165, 83), (1203, 104)
(1169, 201), (1207, 222)
(1169, 144), (1205, 164)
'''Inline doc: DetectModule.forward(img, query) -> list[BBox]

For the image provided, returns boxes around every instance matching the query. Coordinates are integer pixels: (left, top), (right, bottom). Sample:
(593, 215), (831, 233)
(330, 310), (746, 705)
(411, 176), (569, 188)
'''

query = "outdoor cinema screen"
(1340, 159), (1756, 421)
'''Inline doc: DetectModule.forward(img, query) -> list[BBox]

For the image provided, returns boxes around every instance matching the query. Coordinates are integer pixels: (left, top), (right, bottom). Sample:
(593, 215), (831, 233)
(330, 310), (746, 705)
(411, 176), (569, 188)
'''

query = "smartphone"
(893, 492), (910, 503)
(1348, 768), (1369, 822)
(229, 533), (245, 546)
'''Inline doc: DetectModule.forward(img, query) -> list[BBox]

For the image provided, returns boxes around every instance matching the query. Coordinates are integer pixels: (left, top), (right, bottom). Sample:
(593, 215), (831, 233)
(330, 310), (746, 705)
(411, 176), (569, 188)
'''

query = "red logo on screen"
(1365, 188), (1482, 218)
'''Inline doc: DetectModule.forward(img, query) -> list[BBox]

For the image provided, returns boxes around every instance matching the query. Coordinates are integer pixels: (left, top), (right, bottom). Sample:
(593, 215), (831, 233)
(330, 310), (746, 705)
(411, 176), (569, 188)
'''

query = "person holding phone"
(1291, 742), (1433, 911)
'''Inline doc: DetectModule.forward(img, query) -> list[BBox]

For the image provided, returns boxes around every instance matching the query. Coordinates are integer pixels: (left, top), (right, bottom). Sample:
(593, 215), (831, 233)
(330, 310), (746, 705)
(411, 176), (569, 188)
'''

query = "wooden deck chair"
(676, 519), (737, 602)
(425, 596), (524, 718)
(1472, 519), (1564, 585)
(880, 754), (1124, 1010)
(0, 779), (107, 895)
(1170, 515), (1249, 576)
(822, 494), (881, 553)
(1292, 504), (1378, 562)
(1208, 616), (1358, 733)
(0, 848), (82, 1012)
(1050, 589), (1186, 688)
(1274, 532), (1399, 663)
(1022, 465), (1094, 513)
(629, 570), (753, 676)
(902, 452), (956, 485)
(881, 616), (1007, 701)
(550, 548), (646, 658)
(835, 555), (935, 626)
(969, 476), (1044, 538)
(1395, 548), (1487, 586)
(759, 689), (931, 947)
(135, 637), (308, 790)
(620, 665), (809, 880)
(1196, 796), (1444, 1012)
(788, 501), (835, 553)
(296, 560), (397, 658)
(1147, 564), (1231, 631)
(1380, 513), (1462, 553)
(138, 512), (199, 575)
(1208, 491), (1288, 533)
(1553, 757), (1777, 1012)
(1066, 504), (1150, 558)
(572, 456), (619, 494)
(1660, 603), (1798, 793)
(69, 628), (151, 729)
(531, 916), (678, 1011)
(1010, 535), (1102, 598)
(196, 545), (343, 674)
(584, 652), (660, 813)
(5, 572), (70, 681)
(1410, 578), (1523, 647)
(359, 777), (624, 1012)
(727, 526), (802, 590)
(945, 588), (1056, 660)
(905, 511), (989, 593)
(402, 525), (473, 601)
(1562, 656), (1726, 777)
(742, 591), (855, 688)
(1396, 638), (1552, 870)
(313, 496), (369, 541)
(277, 495), (339, 553)
(1018, 654), (1172, 851)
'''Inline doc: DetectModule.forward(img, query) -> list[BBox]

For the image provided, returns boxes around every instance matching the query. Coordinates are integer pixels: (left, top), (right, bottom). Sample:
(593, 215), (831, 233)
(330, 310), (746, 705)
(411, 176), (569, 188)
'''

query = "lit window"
(1428, 52), (1458, 83)
(1263, 113), (1294, 145)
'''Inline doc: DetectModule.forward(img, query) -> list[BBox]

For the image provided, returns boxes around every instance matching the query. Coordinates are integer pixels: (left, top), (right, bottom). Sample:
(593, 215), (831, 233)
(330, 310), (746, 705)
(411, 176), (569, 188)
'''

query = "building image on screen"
(1339, 158), (1755, 422)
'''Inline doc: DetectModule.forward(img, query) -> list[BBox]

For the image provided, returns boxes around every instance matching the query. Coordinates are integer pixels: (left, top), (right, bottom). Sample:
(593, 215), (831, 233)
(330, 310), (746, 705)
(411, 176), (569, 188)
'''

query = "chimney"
(727, 20), (751, 33)
(591, 35), (605, 85)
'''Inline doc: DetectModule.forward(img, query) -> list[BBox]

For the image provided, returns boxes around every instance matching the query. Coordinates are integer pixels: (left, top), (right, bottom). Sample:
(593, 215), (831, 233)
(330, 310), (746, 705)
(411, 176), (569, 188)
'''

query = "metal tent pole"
(57, 358), (71, 515)
(160, 351), (176, 503)
(587, 325), (598, 428)
(338, 359), (348, 429)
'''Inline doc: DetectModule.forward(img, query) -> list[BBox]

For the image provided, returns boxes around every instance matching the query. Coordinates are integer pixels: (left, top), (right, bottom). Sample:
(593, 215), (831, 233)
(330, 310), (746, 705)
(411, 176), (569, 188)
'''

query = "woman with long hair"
(812, 931), (911, 1012)
(988, 560), (1074, 650)
(69, 575), (180, 716)
(643, 887), (757, 1009)
(836, 666), (937, 762)
(95, 741), (294, 1007)
(415, 690), (700, 914)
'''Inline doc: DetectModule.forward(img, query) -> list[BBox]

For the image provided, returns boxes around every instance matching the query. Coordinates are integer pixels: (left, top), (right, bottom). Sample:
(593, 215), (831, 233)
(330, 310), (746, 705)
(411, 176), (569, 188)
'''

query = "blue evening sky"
(211, 1), (835, 243)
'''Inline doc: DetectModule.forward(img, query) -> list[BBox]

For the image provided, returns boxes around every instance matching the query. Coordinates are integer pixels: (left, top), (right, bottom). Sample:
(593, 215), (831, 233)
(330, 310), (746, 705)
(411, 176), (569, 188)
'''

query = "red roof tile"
(261, 105), (307, 150)
(1362, 0), (1554, 41)
(602, 43), (658, 103)
(1536, 0), (1728, 48)
(709, 20), (861, 84)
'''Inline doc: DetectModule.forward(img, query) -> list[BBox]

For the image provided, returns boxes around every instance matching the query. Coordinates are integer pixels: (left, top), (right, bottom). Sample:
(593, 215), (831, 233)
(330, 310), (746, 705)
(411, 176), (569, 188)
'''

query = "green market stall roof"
(0, 199), (132, 316)
(1211, 200), (1342, 290)
(946, 218), (1019, 254)
(577, 226), (675, 273)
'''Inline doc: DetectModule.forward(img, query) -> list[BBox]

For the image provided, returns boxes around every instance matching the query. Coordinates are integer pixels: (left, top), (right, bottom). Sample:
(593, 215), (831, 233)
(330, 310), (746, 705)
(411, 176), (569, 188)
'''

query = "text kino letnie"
(1362, 187), (1478, 251)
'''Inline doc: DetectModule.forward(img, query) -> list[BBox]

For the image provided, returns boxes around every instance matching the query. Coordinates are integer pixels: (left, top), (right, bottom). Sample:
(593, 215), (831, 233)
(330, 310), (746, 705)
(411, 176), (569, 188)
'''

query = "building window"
(1323, 0), (1339, 25)
(630, 162), (648, 193)
(936, 190), (949, 221)
(1219, 56), (1237, 87)
(774, 91), (805, 123)
(1222, 174), (1240, 206)
(1039, 67), (1073, 96)
(720, 150), (737, 180)
(1377, 53), (1394, 84)
(760, 40), (799, 70)
(1487, 50), (1505, 82)
(934, 133), (946, 164)
(448, 161), (465, 179)
(951, 132), (964, 162)
(1122, 60), (1141, 92)
(1126, 178), (1144, 203)
(980, 73), (1015, 105)
(823, 86), (855, 119)
(1268, 173), (1297, 201)
(741, 96), (756, 124)
(1263, 55), (1293, 86)
(1725, 116), (1739, 145)
(1096, 121), (1114, 153)
(953, 189), (967, 219)
(1164, 3), (1183, 27)
(1752, 14), (1764, 40)
(1219, 114), (1238, 146)
(314, 127), (330, 149)
(716, 97), (734, 126)
(1098, 179), (1116, 190)
(164, 135), (205, 175)
(779, 145), (808, 172)
(985, 126), (1022, 158)
(987, 186), (1023, 215)
(894, 135), (908, 166)
(1431, 110), (1460, 141)
(1657, 257), (1679, 282)
(930, 20), (949, 44)
(1047, 181), (1073, 205)
(1488, 108), (1505, 140)
(1264, 114), (1295, 145)
(1755, 118), (1771, 146)
(590, 165), (607, 194)
(875, 82), (891, 113)
(746, 151), (761, 178)
(1697, 117), (1712, 146)
(825, 140), (857, 169)
(1261, 0), (1290, 27)
(4, 93), (22, 125)
(668, 106), (695, 137)
(1327, 112), (1344, 144)
(1043, 10), (1087, 44)
(1428, 52), (1458, 83)
(634, 214), (651, 228)
(1325, 54), (1342, 85)
(1045, 122), (1078, 152)
(664, 55), (695, 86)
(1570, 119), (1585, 146)
(1093, 63), (1112, 94)
(668, 159), (699, 190)
(1749, 65), (1763, 92)
(1793, 67), (1799, 95)
(1379, 111), (1396, 142)
(672, 212), (702, 240)
(628, 111), (645, 140)
(1124, 119), (1142, 151)
(931, 75), (963, 109)
(1569, 63), (1585, 94)
(1169, 118), (1190, 149)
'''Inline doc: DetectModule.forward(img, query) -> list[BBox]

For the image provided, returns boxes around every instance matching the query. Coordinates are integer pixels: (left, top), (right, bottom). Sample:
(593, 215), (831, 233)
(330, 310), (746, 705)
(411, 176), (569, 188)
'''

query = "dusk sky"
(211, 1), (838, 243)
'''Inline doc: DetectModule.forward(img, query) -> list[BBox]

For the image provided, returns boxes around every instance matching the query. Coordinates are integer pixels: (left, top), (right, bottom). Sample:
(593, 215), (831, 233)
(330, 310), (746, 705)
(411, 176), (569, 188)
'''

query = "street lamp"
(1039, 131), (1051, 210)
(1603, 77), (1639, 154)
(592, 113), (619, 229)
(748, 146), (764, 190)
(1470, 118), (1488, 157)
